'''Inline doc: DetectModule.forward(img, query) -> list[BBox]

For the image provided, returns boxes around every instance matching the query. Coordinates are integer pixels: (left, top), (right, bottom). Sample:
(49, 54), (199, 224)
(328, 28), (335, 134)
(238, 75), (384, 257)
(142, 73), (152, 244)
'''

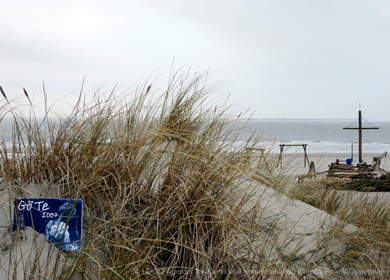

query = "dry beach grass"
(0, 71), (389, 279)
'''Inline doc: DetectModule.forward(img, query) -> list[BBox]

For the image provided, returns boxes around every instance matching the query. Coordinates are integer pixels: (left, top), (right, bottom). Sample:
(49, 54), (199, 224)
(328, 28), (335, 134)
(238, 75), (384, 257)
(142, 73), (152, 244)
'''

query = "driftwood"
(327, 161), (380, 179)
(327, 152), (387, 179)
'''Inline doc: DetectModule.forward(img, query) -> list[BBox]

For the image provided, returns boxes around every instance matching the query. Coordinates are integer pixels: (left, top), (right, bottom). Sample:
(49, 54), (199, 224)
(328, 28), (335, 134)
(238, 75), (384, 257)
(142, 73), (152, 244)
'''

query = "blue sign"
(13, 198), (82, 251)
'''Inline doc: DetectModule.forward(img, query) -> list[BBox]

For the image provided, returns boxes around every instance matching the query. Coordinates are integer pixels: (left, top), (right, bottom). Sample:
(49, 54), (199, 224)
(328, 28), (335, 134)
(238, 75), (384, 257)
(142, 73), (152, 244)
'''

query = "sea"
(0, 118), (389, 155)
(235, 119), (390, 154)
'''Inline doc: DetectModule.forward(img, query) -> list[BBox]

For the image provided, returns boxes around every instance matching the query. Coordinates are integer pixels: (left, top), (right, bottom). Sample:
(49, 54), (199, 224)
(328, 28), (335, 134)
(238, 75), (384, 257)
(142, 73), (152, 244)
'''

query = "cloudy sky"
(1, 0), (390, 120)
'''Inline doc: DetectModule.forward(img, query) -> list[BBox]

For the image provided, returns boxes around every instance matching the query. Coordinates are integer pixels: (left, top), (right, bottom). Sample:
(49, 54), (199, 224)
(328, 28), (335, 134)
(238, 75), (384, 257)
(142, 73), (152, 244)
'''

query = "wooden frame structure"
(278, 144), (310, 168)
(245, 147), (269, 171)
(245, 148), (266, 166)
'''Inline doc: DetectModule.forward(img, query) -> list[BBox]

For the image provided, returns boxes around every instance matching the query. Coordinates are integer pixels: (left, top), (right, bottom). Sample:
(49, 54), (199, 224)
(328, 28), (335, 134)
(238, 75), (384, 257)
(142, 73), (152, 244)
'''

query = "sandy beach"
(272, 151), (390, 174)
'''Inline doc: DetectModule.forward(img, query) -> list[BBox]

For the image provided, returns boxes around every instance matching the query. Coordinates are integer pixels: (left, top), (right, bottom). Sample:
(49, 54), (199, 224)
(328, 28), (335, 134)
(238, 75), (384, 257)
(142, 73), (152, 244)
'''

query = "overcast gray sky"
(1, 0), (390, 120)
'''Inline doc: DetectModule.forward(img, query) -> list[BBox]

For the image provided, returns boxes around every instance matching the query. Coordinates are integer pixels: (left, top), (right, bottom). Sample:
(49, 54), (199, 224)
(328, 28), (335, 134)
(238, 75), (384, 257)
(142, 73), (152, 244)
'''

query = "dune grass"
(287, 177), (390, 279)
(0, 71), (295, 279)
(2, 70), (389, 279)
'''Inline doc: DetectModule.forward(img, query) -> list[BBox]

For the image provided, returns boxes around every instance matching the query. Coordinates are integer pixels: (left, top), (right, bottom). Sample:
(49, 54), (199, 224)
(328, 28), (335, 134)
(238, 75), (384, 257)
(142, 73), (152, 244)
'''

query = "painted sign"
(13, 198), (82, 251)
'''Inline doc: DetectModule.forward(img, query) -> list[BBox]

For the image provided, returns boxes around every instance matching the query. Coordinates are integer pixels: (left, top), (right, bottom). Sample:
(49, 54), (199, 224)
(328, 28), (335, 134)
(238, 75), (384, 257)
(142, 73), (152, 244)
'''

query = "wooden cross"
(343, 110), (378, 163)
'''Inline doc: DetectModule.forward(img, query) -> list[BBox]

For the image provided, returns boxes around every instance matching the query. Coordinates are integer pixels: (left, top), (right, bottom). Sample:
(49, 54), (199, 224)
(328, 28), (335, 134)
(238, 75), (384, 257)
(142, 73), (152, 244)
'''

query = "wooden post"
(343, 109), (378, 164)
(258, 148), (265, 167)
(358, 110), (362, 163)
(309, 161), (315, 174)
(302, 144), (310, 167)
(278, 144), (284, 168)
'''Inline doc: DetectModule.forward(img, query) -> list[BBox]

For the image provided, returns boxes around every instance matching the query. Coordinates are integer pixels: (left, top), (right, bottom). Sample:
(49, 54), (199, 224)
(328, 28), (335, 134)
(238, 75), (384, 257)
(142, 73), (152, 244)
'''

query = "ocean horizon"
(236, 119), (390, 154)
(0, 117), (389, 155)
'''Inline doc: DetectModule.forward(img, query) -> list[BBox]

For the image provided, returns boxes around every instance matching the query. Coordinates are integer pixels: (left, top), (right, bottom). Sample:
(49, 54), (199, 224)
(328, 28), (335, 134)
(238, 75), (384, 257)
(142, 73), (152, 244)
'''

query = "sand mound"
(0, 182), (71, 279)
(239, 178), (358, 278)
(0, 176), (364, 279)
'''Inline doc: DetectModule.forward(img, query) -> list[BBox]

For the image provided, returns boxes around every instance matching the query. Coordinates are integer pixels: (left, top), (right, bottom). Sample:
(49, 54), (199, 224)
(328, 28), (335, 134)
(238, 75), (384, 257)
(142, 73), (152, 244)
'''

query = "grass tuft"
(0, 71), (289, 279)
